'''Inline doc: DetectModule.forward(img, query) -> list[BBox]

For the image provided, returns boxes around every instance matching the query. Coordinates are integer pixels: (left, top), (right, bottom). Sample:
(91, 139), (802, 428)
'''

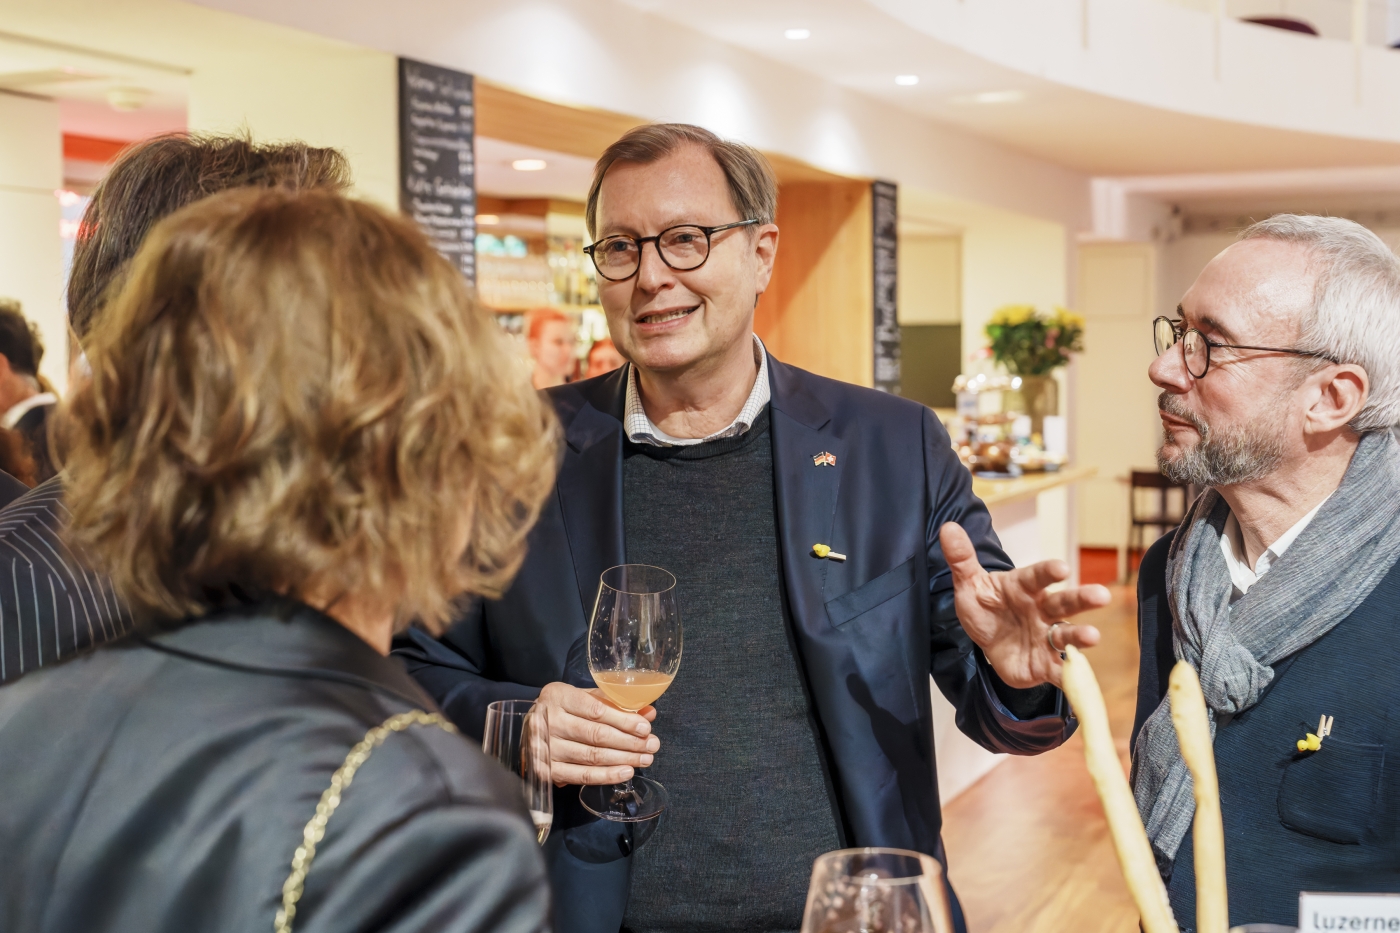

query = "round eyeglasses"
(583, 220), (759, 281)
(1152, 315), (1337, 379)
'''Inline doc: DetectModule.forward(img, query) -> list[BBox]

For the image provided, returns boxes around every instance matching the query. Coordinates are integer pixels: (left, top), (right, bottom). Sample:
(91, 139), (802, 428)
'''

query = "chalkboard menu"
(398, 58), (476, 284)
(872, 180), (900, 394)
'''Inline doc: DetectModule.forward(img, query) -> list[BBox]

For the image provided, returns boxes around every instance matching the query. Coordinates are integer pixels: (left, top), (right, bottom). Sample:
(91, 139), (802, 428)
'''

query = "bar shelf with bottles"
(475, 197), (609, 358)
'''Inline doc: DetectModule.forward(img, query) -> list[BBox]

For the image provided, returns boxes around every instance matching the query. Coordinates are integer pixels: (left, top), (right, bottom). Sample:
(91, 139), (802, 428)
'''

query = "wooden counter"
(972, 464), (1097, 508)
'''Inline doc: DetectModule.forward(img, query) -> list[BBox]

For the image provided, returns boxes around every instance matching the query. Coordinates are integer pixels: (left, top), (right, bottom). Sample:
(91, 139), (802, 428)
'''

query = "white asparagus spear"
(1169, 660), (1228, 933)
(1061, 645), (1179, 933)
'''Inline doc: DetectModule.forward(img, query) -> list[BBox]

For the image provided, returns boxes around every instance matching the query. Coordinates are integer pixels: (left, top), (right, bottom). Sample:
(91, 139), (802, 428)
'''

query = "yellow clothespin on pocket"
(1296, 714), (1334, 752)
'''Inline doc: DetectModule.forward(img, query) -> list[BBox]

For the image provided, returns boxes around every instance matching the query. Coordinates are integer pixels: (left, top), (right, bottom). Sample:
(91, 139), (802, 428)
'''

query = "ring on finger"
(1047, 622), (1067, 658)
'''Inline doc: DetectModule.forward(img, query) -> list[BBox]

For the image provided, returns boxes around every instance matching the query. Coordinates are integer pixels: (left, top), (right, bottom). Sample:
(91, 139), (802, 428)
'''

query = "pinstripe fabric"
(0, 477), (131, 682)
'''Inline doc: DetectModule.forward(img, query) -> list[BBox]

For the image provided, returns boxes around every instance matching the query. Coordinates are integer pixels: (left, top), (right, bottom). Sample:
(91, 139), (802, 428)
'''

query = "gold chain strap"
(274, 710), (458, 933)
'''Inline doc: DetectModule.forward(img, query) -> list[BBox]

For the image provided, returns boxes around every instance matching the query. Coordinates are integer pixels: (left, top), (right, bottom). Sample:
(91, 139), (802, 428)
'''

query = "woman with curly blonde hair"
(0, 187), (560, 933)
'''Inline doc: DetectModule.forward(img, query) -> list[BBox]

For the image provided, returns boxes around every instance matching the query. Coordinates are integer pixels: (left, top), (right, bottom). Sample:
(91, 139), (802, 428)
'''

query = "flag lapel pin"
(813, 451), (837, 467)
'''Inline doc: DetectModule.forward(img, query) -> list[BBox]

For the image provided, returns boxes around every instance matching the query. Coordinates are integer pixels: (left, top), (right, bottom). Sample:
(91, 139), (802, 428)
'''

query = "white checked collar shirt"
(1220, 494), (1332, 600)
(623, 335), (770, 447)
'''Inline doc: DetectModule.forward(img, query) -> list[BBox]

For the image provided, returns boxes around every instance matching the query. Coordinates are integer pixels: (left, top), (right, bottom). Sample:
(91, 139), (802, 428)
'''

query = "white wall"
(0, 93), (66, 393)
(1076, 241), (1163, 551)
(187, 44), (398, 206)
(900, 189), (1070, 364)
(899, 235), (961, 326)
(0, 1), (400, 207)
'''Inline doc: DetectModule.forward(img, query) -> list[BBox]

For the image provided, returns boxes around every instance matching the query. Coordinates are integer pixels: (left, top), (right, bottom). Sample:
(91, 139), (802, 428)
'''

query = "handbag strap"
(274, 709), (458, 933)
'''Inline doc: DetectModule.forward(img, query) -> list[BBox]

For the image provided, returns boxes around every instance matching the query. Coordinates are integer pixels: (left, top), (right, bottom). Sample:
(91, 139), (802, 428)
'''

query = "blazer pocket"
(825, 556), (918, 629)
(1277, 739), (1385, 845)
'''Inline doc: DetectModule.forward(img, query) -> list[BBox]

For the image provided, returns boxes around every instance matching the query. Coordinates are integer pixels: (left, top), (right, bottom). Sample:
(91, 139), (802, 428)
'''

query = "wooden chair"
(1124, 470), (1190, 581)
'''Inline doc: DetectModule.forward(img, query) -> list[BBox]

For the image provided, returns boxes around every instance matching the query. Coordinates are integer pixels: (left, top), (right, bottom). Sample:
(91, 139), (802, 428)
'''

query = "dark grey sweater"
(619, 408), (842, 933)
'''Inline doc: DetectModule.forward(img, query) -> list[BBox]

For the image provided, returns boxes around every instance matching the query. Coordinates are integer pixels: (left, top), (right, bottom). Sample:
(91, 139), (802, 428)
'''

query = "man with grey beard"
(1131, 214), (1400, 929)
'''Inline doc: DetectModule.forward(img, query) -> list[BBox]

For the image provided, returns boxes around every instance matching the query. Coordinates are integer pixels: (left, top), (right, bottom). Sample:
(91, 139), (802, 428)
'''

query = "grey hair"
(1238, 214), (1400, 433)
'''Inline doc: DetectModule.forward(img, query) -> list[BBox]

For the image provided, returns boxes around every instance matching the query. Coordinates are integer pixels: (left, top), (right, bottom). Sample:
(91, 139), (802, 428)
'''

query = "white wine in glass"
(801, 848), (955, 933)
(483, 699), (554, 844)
(579, 563), (682, 823)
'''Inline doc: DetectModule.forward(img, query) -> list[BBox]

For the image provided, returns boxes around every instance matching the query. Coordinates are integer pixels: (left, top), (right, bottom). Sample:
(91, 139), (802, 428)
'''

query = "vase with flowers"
(983, 305), (1085, 439)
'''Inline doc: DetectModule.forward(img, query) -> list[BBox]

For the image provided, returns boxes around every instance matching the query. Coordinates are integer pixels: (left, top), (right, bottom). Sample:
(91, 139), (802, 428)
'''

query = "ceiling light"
(953, 89), (1026, 105)
(512, 159), (547, 171)
(784, 28), (811, 40)
(476, 214), (500, 225)
(894, 75), (919, 86)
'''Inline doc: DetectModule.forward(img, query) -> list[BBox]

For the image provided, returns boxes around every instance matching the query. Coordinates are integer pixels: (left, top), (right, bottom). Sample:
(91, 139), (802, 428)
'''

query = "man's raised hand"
(939, 521), (1109, 688)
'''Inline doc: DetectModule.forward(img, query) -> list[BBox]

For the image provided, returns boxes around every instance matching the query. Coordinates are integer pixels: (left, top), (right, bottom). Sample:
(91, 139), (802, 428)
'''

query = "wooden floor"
(942, 584), (1143, 933)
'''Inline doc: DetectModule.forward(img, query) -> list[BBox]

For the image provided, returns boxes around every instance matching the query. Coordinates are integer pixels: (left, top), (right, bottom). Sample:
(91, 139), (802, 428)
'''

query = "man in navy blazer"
(397, 124), (1109, 933)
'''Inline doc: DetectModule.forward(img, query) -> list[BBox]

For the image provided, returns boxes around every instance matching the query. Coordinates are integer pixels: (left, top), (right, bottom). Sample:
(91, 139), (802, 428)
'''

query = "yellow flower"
(1053, 307), (1085, 331)
(990, 304), (1035, 327)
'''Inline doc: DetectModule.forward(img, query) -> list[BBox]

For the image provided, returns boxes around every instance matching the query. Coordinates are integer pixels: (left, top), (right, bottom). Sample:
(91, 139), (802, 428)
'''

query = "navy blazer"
(397, 354), (1074, 932)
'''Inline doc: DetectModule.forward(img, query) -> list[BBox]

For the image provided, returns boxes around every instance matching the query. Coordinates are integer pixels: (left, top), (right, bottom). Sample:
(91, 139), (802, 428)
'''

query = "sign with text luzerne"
(872, 180), (900, 394)
(398, 58), (476, 285)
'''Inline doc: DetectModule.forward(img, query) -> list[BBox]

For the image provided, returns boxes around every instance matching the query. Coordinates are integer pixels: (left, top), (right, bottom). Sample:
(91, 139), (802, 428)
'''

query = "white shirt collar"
(2, 392), (56, 430)
(1220, 494), (1332, 599)
(623, 335), (770, 447)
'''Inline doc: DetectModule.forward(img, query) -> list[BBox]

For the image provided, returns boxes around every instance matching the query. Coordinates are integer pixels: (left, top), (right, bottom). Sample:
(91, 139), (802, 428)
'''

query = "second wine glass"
(800, 848), (955, 933)
(579, 563), (682, 823)
(482, 699), (553, 843)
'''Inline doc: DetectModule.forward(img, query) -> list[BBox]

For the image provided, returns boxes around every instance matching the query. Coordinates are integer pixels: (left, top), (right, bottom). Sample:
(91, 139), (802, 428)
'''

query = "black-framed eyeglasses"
(583, 220), (759, 281)
(1152, 316), (1337, 379)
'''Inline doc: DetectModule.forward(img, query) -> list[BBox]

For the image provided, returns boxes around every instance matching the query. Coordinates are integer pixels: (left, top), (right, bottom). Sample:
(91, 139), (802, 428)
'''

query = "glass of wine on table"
(580, 564), (682, 823)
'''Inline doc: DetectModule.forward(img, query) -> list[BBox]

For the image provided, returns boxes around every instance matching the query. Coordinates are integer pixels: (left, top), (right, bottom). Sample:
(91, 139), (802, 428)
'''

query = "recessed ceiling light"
(953, 89), (1026, 105)
(476, 214), (500, 225)
(785, 28), (811, 40)
(511, 159), (547, 171)
(894, 74), (919, 86)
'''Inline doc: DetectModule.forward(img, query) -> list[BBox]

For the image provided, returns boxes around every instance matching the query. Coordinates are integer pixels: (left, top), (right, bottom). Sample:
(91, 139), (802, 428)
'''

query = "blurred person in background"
(0, 299), (58, 483)
(585, 336), (626, 379)
(0, 133), (351, 684)
(527, 306), (578, 389)
(1135, 215), (1400, 925)
(0, 187), (559, 933)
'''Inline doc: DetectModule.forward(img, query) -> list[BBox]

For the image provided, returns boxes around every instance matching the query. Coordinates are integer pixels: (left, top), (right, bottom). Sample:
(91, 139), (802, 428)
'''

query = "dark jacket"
(1135, 533), (1400, 929)
(14, 398), (57, 485)
(0, 600), (550, 933)
(0, 476), (132, 684)
(396, 356), (1074, 933)
(0, 468), (27, 510)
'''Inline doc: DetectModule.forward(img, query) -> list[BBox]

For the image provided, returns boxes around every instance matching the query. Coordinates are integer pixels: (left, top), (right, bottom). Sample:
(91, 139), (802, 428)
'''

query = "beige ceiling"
(619, 0), (1400, 176)
(943, 85), (1400, 176)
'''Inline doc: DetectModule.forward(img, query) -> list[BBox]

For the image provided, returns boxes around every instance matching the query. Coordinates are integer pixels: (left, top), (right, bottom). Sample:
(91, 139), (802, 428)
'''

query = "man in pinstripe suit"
(0, 134), (351, 682)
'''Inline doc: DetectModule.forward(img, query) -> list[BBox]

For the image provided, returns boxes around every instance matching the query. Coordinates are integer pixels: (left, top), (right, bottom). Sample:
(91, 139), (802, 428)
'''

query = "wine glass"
(483, 699), (553, 843)
(579, 564), (682, 823)
(801, 848), (956, 933)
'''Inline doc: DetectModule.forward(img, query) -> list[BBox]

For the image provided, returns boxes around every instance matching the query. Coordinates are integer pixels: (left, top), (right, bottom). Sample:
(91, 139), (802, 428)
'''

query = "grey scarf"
(1131, 430), (1400, 871)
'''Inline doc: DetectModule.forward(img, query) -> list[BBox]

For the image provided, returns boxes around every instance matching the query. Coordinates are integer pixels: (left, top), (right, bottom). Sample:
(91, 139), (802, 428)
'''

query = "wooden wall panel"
(475, 79), (644, 159)
(756, 181), (874, 387)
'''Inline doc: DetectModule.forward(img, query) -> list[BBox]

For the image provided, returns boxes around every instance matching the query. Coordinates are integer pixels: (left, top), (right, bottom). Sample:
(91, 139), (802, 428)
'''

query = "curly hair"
(60, 188), (560, 632)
